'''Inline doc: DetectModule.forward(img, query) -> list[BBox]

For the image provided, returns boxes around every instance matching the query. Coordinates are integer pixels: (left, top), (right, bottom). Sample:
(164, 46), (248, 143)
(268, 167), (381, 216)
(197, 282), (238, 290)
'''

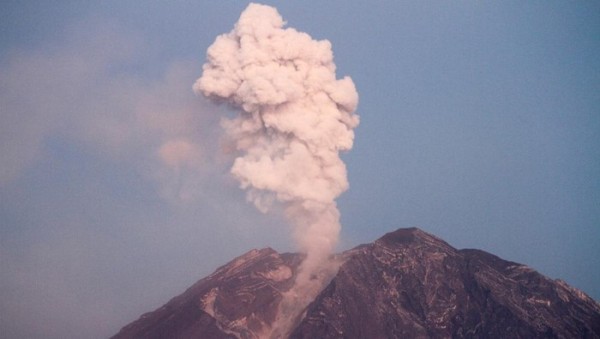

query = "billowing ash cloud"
(194, 3), (359, 335)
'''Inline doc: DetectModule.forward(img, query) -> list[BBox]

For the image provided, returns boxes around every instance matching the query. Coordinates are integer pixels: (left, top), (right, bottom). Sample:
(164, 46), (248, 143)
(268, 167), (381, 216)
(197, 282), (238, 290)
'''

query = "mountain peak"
(293, 229), (600, 338)
(377, 227), (438, 244)
(374, 227), (455, 254)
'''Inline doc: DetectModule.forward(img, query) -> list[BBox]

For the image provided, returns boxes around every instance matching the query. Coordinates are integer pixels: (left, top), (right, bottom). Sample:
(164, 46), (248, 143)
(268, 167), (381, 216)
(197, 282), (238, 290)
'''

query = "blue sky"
(1, 1), (599, 338)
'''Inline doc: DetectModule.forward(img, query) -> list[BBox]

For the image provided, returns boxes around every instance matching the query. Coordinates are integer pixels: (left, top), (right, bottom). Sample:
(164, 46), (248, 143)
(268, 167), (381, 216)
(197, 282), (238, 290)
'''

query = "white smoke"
(194, 3), (359, 336)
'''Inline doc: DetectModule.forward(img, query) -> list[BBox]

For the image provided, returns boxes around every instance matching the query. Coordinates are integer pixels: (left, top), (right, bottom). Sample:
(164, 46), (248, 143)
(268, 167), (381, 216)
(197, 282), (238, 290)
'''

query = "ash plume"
(194, 3), (359, 336)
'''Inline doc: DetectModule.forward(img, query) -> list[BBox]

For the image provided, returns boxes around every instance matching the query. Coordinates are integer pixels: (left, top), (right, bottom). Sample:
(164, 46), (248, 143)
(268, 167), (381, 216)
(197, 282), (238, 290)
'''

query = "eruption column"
(195, 3), (359, 336)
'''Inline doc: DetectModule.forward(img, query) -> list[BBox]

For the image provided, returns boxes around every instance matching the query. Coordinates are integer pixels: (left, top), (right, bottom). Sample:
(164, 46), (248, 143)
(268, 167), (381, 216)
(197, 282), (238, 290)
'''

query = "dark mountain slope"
(113, 228), (600, 339)
(291, 228), (600, 338)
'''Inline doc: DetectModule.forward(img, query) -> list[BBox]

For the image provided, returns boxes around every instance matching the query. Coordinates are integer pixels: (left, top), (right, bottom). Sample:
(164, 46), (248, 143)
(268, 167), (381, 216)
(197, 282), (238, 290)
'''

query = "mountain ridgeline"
(112, 228), (600, 338)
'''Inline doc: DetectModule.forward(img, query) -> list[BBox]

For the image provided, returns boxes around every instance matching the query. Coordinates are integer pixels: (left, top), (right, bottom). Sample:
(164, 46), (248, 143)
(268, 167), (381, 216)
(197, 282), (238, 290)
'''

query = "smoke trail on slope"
(194, 3), (358, 336)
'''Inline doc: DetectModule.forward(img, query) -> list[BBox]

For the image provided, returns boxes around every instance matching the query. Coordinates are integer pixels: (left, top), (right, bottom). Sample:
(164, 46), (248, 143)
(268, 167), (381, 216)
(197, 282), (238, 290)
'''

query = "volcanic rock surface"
(112, 228), (600, 339)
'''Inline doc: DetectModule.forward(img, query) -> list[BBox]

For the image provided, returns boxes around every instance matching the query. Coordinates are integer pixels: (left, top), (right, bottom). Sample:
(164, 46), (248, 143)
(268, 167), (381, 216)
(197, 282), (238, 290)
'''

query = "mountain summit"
(112, 228), (600, 338)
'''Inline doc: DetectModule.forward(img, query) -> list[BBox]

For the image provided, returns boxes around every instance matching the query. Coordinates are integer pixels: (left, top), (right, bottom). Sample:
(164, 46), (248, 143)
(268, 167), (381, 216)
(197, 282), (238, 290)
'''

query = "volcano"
(112, 228), (600, 338)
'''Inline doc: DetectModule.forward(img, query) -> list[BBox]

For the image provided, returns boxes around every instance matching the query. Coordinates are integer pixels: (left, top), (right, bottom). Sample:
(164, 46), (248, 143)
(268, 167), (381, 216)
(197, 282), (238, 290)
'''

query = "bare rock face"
(112, 228), (600, 339)
(112, 248), (303, 339)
